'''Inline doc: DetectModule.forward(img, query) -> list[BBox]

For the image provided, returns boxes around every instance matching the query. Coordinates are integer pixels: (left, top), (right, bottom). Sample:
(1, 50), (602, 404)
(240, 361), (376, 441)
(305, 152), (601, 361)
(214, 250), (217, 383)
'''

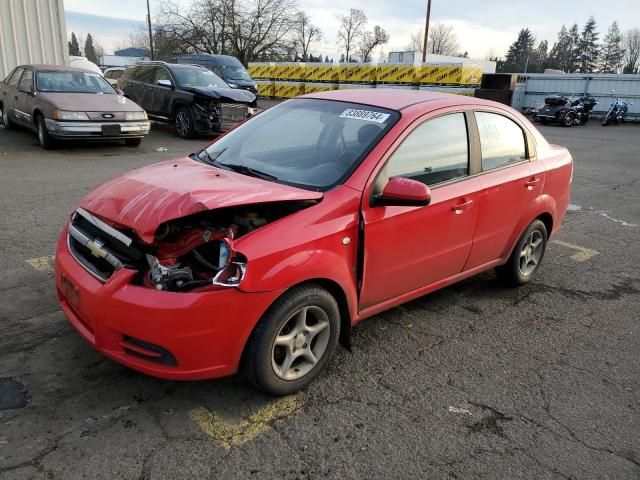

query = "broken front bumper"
(45, 119), (150, 139)
(55, 224), (282, 380)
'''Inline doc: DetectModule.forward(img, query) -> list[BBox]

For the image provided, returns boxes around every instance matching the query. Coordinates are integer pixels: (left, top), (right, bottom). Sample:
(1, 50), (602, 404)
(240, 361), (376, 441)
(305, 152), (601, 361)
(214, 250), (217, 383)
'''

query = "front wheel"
(495, 219), (548, 287)
(174, 106), (195, 139)
(242, 285), (341, 395)
(602, 114), (612, 126)
(36, 115), (55, 149)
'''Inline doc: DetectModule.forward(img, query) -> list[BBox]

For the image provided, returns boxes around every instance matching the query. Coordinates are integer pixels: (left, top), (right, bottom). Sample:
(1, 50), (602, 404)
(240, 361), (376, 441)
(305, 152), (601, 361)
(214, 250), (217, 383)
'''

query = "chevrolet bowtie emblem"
(87, 239), (107, 259)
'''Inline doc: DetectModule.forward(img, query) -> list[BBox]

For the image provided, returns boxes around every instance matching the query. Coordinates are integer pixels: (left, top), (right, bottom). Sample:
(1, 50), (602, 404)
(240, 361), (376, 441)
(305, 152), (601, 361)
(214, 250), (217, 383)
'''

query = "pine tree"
(548, 25), (569, 70)
(84, 33), (98, 64)
(68, 32), (81, 56)
(504, 28), (535, 72)
(600, 21), (625, 73)
(324, 55), (330, 63)
(531, 40), (548, 72)
(577, 17), (600, 73)
(566, 23), (581, 72)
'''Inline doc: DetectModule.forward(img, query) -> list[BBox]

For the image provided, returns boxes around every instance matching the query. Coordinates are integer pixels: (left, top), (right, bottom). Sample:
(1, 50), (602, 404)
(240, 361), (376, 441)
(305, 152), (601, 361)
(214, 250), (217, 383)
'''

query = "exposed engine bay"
(68, 201), (317, 293)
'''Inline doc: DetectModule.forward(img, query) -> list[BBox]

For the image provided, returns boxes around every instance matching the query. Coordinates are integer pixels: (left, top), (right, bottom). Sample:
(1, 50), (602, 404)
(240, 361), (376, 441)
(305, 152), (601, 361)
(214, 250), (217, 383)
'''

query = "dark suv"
(118, 61), (257, 138)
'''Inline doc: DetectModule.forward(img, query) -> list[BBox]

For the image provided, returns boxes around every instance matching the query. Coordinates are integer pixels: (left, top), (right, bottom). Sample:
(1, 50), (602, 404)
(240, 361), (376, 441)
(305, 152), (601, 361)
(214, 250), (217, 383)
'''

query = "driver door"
(359, 111), (481, 310)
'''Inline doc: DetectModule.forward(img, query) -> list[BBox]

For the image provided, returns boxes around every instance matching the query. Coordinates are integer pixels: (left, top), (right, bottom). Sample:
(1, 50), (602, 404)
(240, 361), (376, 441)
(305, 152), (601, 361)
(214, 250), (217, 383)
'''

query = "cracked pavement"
(0, 110), (638, 479)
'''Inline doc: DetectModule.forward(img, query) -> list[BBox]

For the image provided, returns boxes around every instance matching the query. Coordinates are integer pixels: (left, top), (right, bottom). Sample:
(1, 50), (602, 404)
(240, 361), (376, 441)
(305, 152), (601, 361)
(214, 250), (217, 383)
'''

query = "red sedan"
(55, 90), (572, 395)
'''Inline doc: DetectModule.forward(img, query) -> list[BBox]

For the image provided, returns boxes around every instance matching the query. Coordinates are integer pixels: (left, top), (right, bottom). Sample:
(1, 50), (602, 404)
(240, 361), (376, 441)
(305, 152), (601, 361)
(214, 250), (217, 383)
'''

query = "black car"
(118, 61), (257, 138)
(177, 54), (258, 95)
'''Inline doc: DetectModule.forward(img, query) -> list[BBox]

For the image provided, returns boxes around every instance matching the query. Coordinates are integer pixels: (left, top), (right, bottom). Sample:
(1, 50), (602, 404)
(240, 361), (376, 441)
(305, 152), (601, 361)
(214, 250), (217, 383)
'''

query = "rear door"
(14, 68), (35, 126)
(464, 110), (545, 269)
(359, 110), (481, 310)
(1, 68), (24, 122)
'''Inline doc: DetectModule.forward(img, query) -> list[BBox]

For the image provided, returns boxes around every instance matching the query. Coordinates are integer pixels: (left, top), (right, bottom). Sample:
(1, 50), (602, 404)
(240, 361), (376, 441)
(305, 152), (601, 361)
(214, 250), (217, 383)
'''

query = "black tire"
(495, 219), (548, 287)
(602, 115), (611, 126)
(242, 284), (341, 396)
(174, 106), (195, 139)
(0, 103), (13, 129)
(562, 112), (575, 127)
(36, 115), (55, 149)
(125, 137), (142, 147)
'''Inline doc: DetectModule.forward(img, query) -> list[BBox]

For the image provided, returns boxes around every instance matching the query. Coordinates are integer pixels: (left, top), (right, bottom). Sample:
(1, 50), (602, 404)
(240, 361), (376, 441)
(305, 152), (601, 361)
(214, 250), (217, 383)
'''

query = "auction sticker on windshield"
(339, 109), (390, 123)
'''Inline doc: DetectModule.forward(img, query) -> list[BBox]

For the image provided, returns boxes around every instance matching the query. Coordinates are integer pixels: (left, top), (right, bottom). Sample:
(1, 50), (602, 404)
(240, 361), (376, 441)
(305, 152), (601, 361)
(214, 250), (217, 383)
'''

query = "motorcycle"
(532, 95), (598, 127)
(602, 90), (633, 126)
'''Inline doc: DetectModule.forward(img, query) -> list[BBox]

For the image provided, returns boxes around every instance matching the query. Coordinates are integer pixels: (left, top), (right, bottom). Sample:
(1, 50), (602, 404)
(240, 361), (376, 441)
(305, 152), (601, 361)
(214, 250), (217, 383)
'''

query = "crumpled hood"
(182, 85), (256, 103)
(78, 157), (322, 243)
(39, 93), (144, 112)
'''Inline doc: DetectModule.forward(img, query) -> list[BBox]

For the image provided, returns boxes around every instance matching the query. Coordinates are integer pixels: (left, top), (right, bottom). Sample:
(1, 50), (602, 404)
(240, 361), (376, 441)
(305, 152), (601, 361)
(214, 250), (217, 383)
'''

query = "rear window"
(6, 68), (23, 88)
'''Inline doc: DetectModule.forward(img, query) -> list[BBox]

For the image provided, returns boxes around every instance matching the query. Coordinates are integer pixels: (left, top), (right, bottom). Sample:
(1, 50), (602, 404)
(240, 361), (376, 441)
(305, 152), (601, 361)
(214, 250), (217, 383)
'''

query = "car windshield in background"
(202, 98), (399, 190)
(220, 65), (252, 81)
(36, 71), (115, 94)
(172, 67), (227, 88)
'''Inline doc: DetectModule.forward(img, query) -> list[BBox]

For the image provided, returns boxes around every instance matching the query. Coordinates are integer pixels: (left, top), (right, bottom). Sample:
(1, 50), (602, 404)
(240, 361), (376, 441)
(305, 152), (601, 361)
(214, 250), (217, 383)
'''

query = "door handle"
(525, 178), (541, 190)
(451, 199), (473, 214)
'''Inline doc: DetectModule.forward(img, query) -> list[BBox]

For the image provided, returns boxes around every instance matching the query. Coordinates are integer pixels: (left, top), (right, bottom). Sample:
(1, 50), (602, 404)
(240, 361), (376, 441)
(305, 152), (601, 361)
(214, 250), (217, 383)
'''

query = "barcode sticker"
(339, 109), (390, 123)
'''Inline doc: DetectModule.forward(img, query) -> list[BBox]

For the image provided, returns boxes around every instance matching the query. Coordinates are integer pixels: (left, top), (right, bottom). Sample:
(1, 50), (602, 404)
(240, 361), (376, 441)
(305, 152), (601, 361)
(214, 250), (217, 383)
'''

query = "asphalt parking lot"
(0, 109), (638, 479)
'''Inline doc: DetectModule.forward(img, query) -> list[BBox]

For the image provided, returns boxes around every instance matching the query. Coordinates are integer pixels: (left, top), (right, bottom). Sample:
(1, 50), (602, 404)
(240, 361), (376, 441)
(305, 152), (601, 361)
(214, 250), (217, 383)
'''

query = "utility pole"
(146, 0), (155, 60)
(421, 0), (432, 63)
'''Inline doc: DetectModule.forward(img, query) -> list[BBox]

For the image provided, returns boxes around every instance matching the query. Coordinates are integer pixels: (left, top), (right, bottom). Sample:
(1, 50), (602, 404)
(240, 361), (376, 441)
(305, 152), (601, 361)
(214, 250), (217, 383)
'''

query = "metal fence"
(0, 0), (68, 80)
(515, 73), (640, 119)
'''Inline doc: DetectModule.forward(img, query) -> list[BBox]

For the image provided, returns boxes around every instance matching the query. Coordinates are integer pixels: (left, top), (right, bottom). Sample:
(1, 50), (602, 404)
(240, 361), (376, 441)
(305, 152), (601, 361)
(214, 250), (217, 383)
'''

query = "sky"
(64, 0), (640, 60)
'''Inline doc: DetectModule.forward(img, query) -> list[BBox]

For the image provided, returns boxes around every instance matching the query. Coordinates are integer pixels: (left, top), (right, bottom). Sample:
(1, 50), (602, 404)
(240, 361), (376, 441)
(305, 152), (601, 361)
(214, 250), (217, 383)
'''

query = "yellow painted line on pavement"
(551, 240), (599, 262)
(25, 255), (55, 272)
(190, 395), (301, 450)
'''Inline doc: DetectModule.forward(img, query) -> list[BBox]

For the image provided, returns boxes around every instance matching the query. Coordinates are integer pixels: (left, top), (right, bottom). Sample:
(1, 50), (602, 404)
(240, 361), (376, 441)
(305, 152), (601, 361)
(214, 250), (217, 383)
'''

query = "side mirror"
(157, 79), (173, 88)
(372, 177), (431, 207)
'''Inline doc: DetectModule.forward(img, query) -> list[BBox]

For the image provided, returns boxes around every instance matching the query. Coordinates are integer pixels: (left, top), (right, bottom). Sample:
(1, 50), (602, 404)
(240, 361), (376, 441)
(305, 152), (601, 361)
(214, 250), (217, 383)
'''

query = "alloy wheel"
(175, 111), (190, 137)
(519, 230), (543, 277)
(271, 305), (331, 381)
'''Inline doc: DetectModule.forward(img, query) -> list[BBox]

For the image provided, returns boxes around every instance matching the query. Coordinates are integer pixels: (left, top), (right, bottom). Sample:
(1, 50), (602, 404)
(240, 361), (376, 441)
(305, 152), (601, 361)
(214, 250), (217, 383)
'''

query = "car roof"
(301, 89), (497, 111)
(19, 64), (94, 74)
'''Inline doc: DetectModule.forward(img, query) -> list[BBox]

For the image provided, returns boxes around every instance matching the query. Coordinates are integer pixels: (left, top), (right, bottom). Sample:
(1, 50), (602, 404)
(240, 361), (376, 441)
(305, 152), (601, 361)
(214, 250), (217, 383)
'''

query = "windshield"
(220, 65), (252, 81)
(172, 67), (228, 88)
(36, 71), (115, 94)
(202, 98), (399, 190)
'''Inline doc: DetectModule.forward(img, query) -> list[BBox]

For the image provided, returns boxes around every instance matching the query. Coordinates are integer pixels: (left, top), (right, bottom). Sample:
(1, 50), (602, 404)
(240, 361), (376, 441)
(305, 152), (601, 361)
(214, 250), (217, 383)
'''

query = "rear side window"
(476, 112), (527, 170)
(387, 113), (469, 186)
(7, 68), (24, 87)
(106, 70), (123, 80)
(155, 67), (172, 83)
(135, 66), (156, 83)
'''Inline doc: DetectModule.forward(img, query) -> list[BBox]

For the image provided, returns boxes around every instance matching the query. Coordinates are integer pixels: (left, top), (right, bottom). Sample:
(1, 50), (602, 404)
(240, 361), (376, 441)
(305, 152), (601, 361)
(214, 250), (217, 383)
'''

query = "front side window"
(155, 67), (172, 83)
(387, 113), (469, 186)
(135, 66), (156, 84)
(7, 68), (24, 88)
(18, 70), (33, 91)
(202, 98), (399, 190)
(476, 112), (527, 170)
(36, 71), (115, 94)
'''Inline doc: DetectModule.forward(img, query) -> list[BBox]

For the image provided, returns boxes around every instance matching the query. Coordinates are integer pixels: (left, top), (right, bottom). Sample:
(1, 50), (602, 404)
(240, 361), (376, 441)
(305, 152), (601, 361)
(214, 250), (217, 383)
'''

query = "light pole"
(421, 0), (432, 63)
(146, 0), (155, 60)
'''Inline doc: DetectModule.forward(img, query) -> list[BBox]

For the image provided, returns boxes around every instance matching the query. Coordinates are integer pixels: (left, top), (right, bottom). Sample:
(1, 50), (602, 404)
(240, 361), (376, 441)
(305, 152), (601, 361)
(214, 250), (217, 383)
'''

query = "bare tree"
(337, 8), (367, 62)
(428, 23), (459, 56)
(406, 29), (423, 54)
(357, 26), (389, 62)
(623, 28), (640, 74)
(292, 12), (322, 61)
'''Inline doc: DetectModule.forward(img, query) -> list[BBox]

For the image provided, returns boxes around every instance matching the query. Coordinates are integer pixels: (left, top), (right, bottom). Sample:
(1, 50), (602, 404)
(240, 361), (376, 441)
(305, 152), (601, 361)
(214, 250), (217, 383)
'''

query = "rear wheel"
(496, 219), (548, 287)
(174, 106), (195, 139)
(36, 115), (55, 149)
(562, 112), (575, 127)
(0, 104), (13, 129)
(242, 285), (340, 395)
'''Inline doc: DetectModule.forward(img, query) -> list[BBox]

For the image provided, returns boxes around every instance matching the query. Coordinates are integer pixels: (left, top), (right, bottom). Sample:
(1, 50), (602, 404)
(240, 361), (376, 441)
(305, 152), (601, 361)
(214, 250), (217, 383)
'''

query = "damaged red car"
(55, 90), (572, 395)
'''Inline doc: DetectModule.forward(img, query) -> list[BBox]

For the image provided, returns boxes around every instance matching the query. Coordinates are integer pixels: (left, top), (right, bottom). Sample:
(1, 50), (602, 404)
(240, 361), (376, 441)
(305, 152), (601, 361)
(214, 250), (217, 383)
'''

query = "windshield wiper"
(192, 148), (215, 165)
(216, 162), (279, 181)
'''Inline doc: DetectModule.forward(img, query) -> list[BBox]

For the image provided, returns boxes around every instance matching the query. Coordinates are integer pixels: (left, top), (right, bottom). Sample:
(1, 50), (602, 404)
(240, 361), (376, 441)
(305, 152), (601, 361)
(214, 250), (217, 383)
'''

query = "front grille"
(67, 208), (143, 281)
